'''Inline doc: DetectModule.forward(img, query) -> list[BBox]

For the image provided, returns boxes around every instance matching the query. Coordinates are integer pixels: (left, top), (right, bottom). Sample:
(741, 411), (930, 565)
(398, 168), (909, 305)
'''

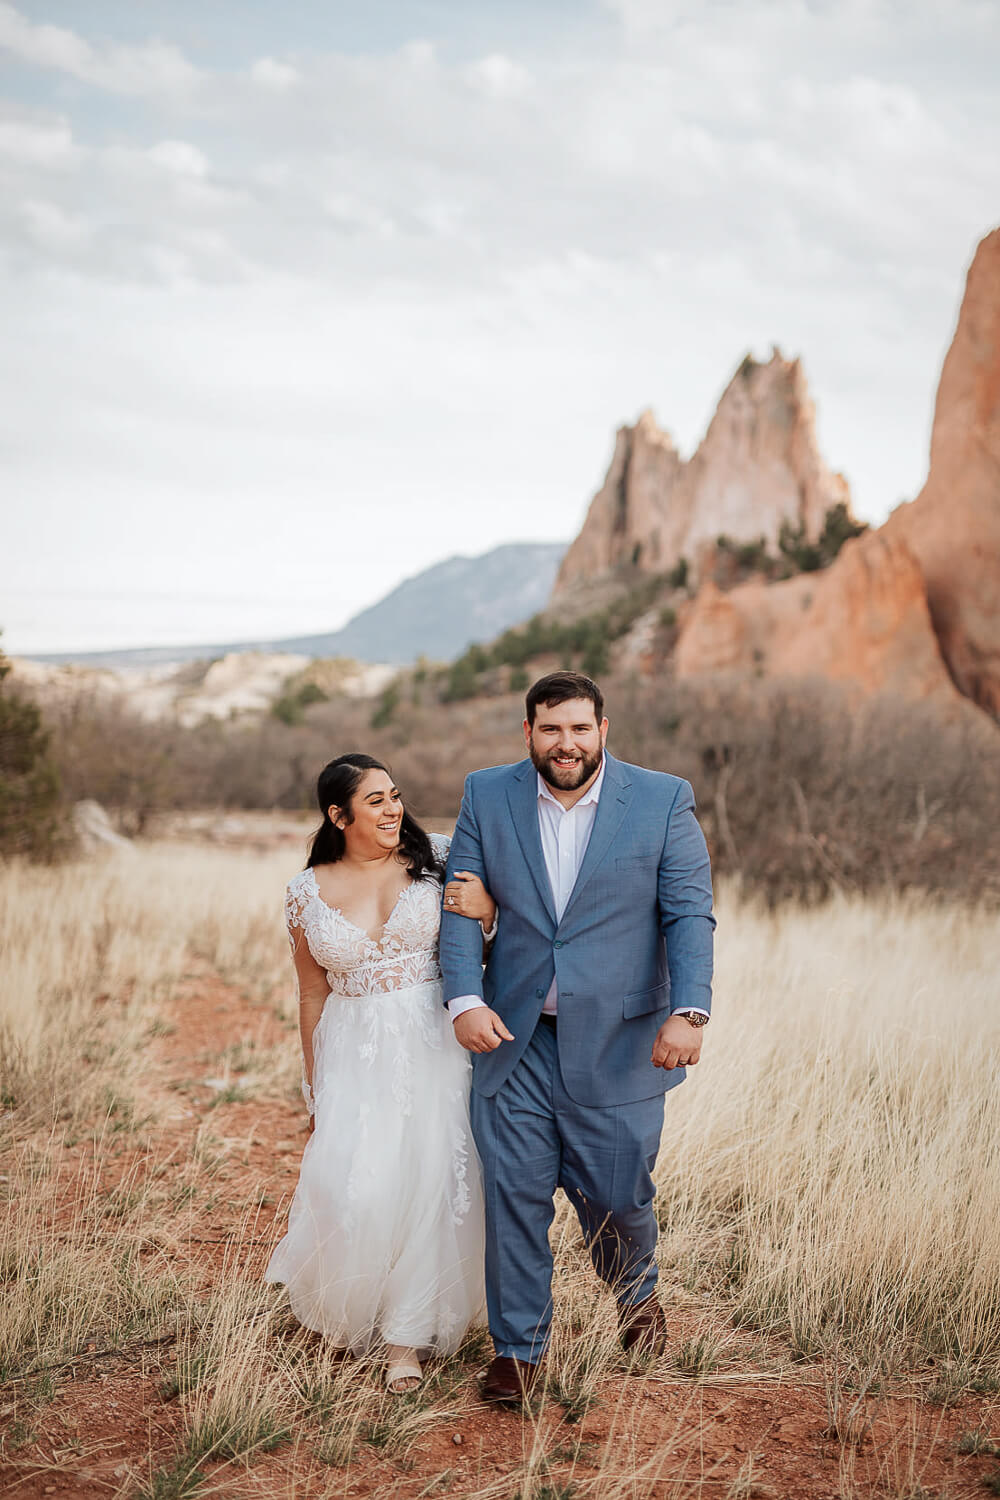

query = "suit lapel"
(506, 761), (557, 925)
(560, 753), (632, 924)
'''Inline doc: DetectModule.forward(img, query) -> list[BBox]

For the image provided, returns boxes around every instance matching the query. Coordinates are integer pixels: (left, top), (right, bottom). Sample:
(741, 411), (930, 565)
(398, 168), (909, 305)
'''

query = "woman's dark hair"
(306, 752), (441, 879)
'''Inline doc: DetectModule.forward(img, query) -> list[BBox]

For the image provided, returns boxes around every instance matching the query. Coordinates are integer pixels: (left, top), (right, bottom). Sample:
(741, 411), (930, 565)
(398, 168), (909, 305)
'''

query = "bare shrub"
(41, 670), (1000, 903)
(609, 674), (1000, 904)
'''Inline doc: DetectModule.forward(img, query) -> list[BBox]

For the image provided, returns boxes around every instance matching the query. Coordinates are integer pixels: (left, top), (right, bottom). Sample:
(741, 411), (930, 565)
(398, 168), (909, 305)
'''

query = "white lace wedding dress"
(264, 836), (486, 1356)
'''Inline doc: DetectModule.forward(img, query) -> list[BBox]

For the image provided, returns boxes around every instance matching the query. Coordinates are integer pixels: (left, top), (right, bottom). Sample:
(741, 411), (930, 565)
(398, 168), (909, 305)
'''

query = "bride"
(265, 752), (494, 1392)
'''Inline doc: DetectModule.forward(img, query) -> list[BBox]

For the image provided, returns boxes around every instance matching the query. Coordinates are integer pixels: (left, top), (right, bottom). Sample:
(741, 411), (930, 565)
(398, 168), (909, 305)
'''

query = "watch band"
(677, 1010), (710, 1028)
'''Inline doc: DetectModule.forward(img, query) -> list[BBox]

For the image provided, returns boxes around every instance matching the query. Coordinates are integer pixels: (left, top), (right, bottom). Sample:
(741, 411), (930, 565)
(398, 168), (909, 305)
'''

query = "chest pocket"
(615, 854), (659, 884)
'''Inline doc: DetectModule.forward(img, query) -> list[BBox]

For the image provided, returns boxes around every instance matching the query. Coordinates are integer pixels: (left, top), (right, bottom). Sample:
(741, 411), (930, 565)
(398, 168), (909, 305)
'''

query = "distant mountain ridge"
(30, 542), (567, 669)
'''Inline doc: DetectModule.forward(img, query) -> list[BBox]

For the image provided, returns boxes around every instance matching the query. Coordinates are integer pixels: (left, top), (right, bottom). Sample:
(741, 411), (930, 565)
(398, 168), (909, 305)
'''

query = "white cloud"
(147, 140), (209, 178)
(398, 40), (436, 68)
(0, 2), (998, 651)
(0, 115), (78, 167)
(465, 53), (532, 98)
(250, 56), (299, 91)
(18, 197), (90, 251)
(0, 2), (200, 96)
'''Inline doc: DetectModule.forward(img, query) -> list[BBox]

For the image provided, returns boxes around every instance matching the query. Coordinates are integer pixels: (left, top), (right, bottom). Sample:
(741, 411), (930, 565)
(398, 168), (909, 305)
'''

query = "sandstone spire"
(553, 350), (852, 597)
(884, 227), (1000, 715)
(551, 411), (683, 589)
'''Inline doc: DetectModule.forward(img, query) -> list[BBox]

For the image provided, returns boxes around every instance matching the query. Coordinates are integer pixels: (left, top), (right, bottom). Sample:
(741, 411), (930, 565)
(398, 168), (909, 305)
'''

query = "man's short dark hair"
(525, 671), (605, 727)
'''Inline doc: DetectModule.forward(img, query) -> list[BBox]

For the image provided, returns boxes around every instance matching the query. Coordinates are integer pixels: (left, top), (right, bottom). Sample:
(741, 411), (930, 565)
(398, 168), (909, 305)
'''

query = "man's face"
(524, 697), (609, 792)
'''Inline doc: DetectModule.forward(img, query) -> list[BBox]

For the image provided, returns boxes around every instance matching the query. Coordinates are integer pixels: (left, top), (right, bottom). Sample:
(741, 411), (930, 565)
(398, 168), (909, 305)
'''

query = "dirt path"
(3, 969), (999, 1500)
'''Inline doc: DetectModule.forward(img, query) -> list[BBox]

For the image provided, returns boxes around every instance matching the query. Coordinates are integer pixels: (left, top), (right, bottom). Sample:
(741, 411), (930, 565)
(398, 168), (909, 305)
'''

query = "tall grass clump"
(0, 846), (295, 1385)
(651, 887), (1000, 1376)
(0, 1136), (194, 1380)
(0, 845), (293, 1125)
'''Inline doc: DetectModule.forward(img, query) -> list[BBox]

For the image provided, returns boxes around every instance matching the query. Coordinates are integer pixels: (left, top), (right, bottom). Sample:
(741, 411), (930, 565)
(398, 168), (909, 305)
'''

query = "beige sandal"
(385, 1345), (422, 1393)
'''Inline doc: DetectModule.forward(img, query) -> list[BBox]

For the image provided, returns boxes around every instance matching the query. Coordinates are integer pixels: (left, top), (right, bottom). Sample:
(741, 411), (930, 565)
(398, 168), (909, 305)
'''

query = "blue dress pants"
(469, 1018), (666, 1364)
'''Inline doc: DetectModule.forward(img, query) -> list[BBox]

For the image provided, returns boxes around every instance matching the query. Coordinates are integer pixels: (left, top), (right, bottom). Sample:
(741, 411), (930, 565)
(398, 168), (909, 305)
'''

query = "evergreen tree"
(0, 637), (63, 858)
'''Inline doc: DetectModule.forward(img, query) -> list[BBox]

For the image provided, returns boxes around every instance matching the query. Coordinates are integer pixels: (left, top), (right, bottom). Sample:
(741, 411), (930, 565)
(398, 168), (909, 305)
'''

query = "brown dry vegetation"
(43, 671), (1000, 904)
(2, 844), (1000, 1499)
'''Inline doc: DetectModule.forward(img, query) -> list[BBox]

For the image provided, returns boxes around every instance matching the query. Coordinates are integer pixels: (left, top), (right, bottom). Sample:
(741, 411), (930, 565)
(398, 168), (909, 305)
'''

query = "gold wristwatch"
(677, 1010), (709, 1028)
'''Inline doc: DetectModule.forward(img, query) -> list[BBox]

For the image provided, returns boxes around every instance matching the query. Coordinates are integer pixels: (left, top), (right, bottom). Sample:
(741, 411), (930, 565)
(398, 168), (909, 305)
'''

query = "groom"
(439, 671), (715, 1406)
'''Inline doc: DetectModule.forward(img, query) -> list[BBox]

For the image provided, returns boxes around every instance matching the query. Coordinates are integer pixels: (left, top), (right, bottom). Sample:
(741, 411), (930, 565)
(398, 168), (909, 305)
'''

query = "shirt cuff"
(671, 1005), (710, 1018)
(448, 995), (488, 1020)
(480, 913), (498, 942)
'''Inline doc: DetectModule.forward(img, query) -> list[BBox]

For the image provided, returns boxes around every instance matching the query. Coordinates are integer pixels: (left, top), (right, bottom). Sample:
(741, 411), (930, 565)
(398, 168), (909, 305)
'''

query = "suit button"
(554, 940), (564, 948)
(535, 988), (545, 998)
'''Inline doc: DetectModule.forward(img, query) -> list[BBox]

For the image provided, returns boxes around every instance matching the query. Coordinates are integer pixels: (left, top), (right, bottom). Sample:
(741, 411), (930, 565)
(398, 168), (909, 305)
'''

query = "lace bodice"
(285, 835), (450, 998)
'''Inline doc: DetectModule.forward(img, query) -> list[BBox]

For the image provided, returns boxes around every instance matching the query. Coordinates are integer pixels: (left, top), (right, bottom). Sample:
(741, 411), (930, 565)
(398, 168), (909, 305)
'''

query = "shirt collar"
(536, 752), (607, 811)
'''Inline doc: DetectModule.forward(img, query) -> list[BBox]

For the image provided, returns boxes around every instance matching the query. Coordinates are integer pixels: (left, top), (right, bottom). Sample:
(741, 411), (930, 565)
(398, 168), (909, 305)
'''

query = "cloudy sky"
(1, 0), (998, 654)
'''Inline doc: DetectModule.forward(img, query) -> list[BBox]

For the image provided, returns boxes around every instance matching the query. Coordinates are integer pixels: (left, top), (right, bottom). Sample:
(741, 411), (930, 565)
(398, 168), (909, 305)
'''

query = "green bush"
(818, 501), (868, 560)
(778, 520), (823, 572)
(271, 679), (327, 727)
(779, 503), (867, 574)
(438, 576), (666, 698)
(370, 681), (401, 728)
(442, 656), (482, 702)
(0, 641), (62, 859)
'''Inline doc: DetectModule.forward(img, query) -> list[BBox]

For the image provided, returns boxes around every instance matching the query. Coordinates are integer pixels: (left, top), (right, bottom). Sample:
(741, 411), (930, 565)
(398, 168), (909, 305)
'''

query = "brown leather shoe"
(479, 1355), (543, 1407)
(619, 1295), (668, 1358)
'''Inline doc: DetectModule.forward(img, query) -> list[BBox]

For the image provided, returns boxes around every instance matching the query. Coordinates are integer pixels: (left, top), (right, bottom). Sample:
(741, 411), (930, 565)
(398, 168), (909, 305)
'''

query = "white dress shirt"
(447, 753), (708, 1022)
(447, 757), (606, 1020)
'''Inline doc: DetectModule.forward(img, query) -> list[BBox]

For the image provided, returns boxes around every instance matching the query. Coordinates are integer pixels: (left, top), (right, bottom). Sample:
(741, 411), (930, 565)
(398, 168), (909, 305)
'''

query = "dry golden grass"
(660, 889), (1000, 1376)
(1, 844), (999, 1498)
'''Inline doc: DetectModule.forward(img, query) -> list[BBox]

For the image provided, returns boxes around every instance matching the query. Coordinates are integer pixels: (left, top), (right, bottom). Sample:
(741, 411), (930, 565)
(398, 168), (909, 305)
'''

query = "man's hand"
(453, 1007), (514, 1054)
(651, 1013), (704, 1070)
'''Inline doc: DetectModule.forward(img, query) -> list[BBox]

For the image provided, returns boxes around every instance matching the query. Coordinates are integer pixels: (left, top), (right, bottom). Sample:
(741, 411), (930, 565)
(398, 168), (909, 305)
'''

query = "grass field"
(1, 844), (999, 1498)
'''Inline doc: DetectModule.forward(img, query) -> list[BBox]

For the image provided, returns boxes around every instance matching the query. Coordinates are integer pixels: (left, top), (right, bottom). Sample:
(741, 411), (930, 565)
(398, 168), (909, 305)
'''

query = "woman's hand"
(443, 870), (496, 928)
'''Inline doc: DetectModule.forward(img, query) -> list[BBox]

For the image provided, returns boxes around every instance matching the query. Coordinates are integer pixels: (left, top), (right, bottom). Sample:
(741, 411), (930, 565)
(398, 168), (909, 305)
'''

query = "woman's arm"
(289, 929), (330, 1115)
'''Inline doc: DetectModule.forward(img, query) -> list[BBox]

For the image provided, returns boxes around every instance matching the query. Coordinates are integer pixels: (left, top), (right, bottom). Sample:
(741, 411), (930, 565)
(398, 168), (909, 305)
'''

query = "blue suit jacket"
(439, 752), (715, 1107)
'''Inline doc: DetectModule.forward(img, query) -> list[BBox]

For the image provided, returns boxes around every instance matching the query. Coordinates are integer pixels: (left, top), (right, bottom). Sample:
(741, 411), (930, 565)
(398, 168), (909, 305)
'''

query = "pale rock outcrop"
(73, 799), (133, 853)
(11, 652), (395, 726)
(554, 351), (851, 596)
(884, 227), (1000, 715)
(175, 652), (311, 724)
(552, 412), (683, 586)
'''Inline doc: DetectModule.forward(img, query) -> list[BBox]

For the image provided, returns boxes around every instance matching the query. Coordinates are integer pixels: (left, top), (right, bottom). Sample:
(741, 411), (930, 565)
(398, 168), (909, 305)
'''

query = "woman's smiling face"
(332, 769), (403, 857)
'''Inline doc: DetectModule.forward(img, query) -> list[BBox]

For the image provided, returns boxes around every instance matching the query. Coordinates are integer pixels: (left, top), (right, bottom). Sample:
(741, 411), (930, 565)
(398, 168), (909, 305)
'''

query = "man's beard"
(529, 740), (603, 792)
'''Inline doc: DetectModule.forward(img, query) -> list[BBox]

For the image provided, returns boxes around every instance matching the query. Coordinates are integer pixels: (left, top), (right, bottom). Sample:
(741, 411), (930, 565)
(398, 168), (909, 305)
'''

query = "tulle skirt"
(264, 978), (486, 1355)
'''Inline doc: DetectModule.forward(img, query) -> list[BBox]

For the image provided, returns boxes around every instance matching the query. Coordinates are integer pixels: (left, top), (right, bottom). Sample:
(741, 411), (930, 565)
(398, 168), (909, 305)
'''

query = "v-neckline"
(306, 866), (416, 947)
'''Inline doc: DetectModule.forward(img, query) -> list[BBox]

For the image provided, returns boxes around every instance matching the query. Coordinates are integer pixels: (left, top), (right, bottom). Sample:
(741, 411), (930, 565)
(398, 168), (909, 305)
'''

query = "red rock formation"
(884, 228), (1000, 716)
(560, 226), (1000, 719)
(554, 351), (852, 596)
(673, 530), (958, 704)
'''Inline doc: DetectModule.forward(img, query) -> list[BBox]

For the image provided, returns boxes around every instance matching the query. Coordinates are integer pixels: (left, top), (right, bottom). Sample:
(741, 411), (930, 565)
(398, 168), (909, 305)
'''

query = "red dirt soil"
(2, 969), (998, 1500)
